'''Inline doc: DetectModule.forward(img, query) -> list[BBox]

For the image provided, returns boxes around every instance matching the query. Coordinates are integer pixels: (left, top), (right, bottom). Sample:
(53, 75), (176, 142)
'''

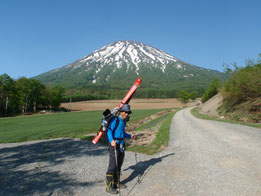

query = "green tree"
(16, 77), (31, 113)
(0, 74), (15, 115)
(28, 79), (46, 112)
(202, 78), (220, 103)
(189, 91), (198, 101)
(49, 86), (66, 110)
(177, 90), (191, 105)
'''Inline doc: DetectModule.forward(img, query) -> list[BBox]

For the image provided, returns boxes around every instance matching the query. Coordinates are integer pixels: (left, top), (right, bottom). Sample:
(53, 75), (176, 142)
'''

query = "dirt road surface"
(1, 107), (261, 196)
(130, 107), (261, 196)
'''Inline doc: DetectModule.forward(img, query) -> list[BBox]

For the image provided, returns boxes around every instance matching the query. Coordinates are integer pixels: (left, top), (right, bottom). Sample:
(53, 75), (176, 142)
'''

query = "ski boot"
(113, 171), (127, 189)
(106, 174), (118, 194)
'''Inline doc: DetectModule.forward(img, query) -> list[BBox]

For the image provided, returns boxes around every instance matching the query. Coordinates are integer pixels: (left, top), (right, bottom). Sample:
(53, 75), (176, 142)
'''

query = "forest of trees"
(0, 74), (65, 116)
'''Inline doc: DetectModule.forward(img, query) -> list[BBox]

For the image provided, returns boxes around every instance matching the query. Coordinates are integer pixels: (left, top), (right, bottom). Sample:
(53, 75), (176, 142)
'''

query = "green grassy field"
(0, 108), (168, 143)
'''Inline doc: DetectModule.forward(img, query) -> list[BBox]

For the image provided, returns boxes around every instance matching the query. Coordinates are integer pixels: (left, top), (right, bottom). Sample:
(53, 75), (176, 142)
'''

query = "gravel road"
(1, 107), (261, 196)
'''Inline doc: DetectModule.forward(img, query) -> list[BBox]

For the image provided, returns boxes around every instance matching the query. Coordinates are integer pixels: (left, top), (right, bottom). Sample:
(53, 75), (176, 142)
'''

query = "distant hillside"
(34, 40), (226, 98)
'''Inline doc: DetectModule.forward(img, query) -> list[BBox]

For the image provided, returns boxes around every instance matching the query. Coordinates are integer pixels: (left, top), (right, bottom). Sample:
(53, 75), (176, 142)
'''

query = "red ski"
(92, 77), (142, 144)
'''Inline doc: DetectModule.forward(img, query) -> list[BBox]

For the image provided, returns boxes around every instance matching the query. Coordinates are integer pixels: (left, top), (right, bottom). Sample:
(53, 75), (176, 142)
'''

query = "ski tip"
(92, 138), (97, 144)
(136, 77), (142, 85)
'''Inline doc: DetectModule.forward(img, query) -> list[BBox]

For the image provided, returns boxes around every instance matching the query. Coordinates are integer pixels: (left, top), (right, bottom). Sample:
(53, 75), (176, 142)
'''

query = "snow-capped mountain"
(34, 40), (225, 90)
(72, 40), (178, 76)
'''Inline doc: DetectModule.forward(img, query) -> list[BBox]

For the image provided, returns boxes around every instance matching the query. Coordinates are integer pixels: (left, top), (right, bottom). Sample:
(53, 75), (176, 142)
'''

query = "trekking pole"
(114, 147), (121, 196)
(133, 139), (140, 183)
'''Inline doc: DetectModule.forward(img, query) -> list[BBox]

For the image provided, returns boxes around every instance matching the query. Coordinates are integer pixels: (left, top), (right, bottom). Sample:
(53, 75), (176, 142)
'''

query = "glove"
(112, 107), (120, 115)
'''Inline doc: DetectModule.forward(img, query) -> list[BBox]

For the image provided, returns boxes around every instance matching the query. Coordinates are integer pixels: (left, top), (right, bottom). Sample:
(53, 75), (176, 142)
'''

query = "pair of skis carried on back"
(92, 77), (142, 144)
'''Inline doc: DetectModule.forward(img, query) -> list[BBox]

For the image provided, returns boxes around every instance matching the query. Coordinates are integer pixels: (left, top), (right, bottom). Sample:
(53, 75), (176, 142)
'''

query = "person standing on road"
(106, 104), (136, 194)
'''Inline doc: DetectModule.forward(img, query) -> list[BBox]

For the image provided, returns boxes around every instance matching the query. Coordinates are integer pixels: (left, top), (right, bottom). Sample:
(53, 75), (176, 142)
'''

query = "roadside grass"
(191, 107), (261, 129)
(132, 113), (170, 132)
(0, 108), (168, 143)
(130, 108), (171, 123)
(127, 111), (176, 155)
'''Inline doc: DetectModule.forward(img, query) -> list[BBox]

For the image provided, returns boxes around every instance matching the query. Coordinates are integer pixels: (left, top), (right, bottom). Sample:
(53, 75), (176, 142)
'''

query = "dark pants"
(106, 143), (125, 175)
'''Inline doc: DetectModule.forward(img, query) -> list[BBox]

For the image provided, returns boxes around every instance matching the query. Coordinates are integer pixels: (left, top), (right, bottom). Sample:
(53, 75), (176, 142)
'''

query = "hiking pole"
(133, 139), (140, 183)
(114, 147), (121, 196)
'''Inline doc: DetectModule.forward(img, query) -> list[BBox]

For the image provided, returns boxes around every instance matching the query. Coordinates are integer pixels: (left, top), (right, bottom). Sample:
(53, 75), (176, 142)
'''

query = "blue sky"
(0, 0), (260, 79)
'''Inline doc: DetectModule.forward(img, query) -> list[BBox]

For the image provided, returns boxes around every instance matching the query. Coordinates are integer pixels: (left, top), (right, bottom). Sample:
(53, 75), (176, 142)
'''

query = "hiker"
(106, 104), (136, 194)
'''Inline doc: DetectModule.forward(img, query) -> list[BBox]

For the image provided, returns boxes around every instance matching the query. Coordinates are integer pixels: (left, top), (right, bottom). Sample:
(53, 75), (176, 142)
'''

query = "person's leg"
(106, 145), (118, 194)
(113, 147), (127, 189)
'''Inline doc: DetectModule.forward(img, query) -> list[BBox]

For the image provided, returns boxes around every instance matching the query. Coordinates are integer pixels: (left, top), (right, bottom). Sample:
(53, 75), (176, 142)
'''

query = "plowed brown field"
(61, 98), (196, 111)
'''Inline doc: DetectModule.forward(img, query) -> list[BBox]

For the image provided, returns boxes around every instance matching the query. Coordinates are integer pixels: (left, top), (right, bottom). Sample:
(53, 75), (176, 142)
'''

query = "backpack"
(100, 116), (120, 142)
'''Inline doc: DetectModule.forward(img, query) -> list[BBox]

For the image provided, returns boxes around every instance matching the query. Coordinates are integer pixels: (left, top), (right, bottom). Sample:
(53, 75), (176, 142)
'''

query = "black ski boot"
(106, 174), (118, 194)
(113, 171), (127, 189)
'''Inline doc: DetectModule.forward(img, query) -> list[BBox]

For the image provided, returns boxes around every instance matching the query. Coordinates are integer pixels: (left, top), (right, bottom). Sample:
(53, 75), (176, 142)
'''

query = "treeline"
(63, 87), (205, 103)
(0, 74), (65, 116)
(1, 72), (206, 116)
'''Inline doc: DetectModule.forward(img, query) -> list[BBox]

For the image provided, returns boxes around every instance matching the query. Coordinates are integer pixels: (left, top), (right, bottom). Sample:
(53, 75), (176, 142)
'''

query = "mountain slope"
(34, 40), (226, 91)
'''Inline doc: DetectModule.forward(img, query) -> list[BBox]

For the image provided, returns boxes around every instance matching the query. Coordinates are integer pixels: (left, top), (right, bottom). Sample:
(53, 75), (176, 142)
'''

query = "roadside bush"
(221, 63), (261, 104)
(202, 78), (220, 103)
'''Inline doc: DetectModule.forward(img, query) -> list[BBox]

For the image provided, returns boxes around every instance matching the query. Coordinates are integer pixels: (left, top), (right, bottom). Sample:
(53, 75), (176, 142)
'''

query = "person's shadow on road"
(122, 153), (175, 195)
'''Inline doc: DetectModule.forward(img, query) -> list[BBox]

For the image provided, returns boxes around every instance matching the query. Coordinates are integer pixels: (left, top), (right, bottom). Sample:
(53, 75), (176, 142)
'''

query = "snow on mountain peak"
(65, 41), (181, 84)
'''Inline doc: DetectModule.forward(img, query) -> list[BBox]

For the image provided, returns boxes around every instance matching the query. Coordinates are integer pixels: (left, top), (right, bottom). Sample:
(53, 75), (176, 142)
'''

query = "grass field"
(0, 108), (168, 143)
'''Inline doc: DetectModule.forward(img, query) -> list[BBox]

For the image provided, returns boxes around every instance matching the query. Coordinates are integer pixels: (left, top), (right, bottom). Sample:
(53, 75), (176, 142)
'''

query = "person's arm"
(124, 132), (131, 139)
(107, 118), (116, 144)
(124, 131), (136, 139)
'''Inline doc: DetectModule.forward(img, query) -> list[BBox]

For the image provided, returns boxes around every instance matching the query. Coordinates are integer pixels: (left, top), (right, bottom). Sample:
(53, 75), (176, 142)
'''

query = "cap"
(120, 104), (132, 114)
